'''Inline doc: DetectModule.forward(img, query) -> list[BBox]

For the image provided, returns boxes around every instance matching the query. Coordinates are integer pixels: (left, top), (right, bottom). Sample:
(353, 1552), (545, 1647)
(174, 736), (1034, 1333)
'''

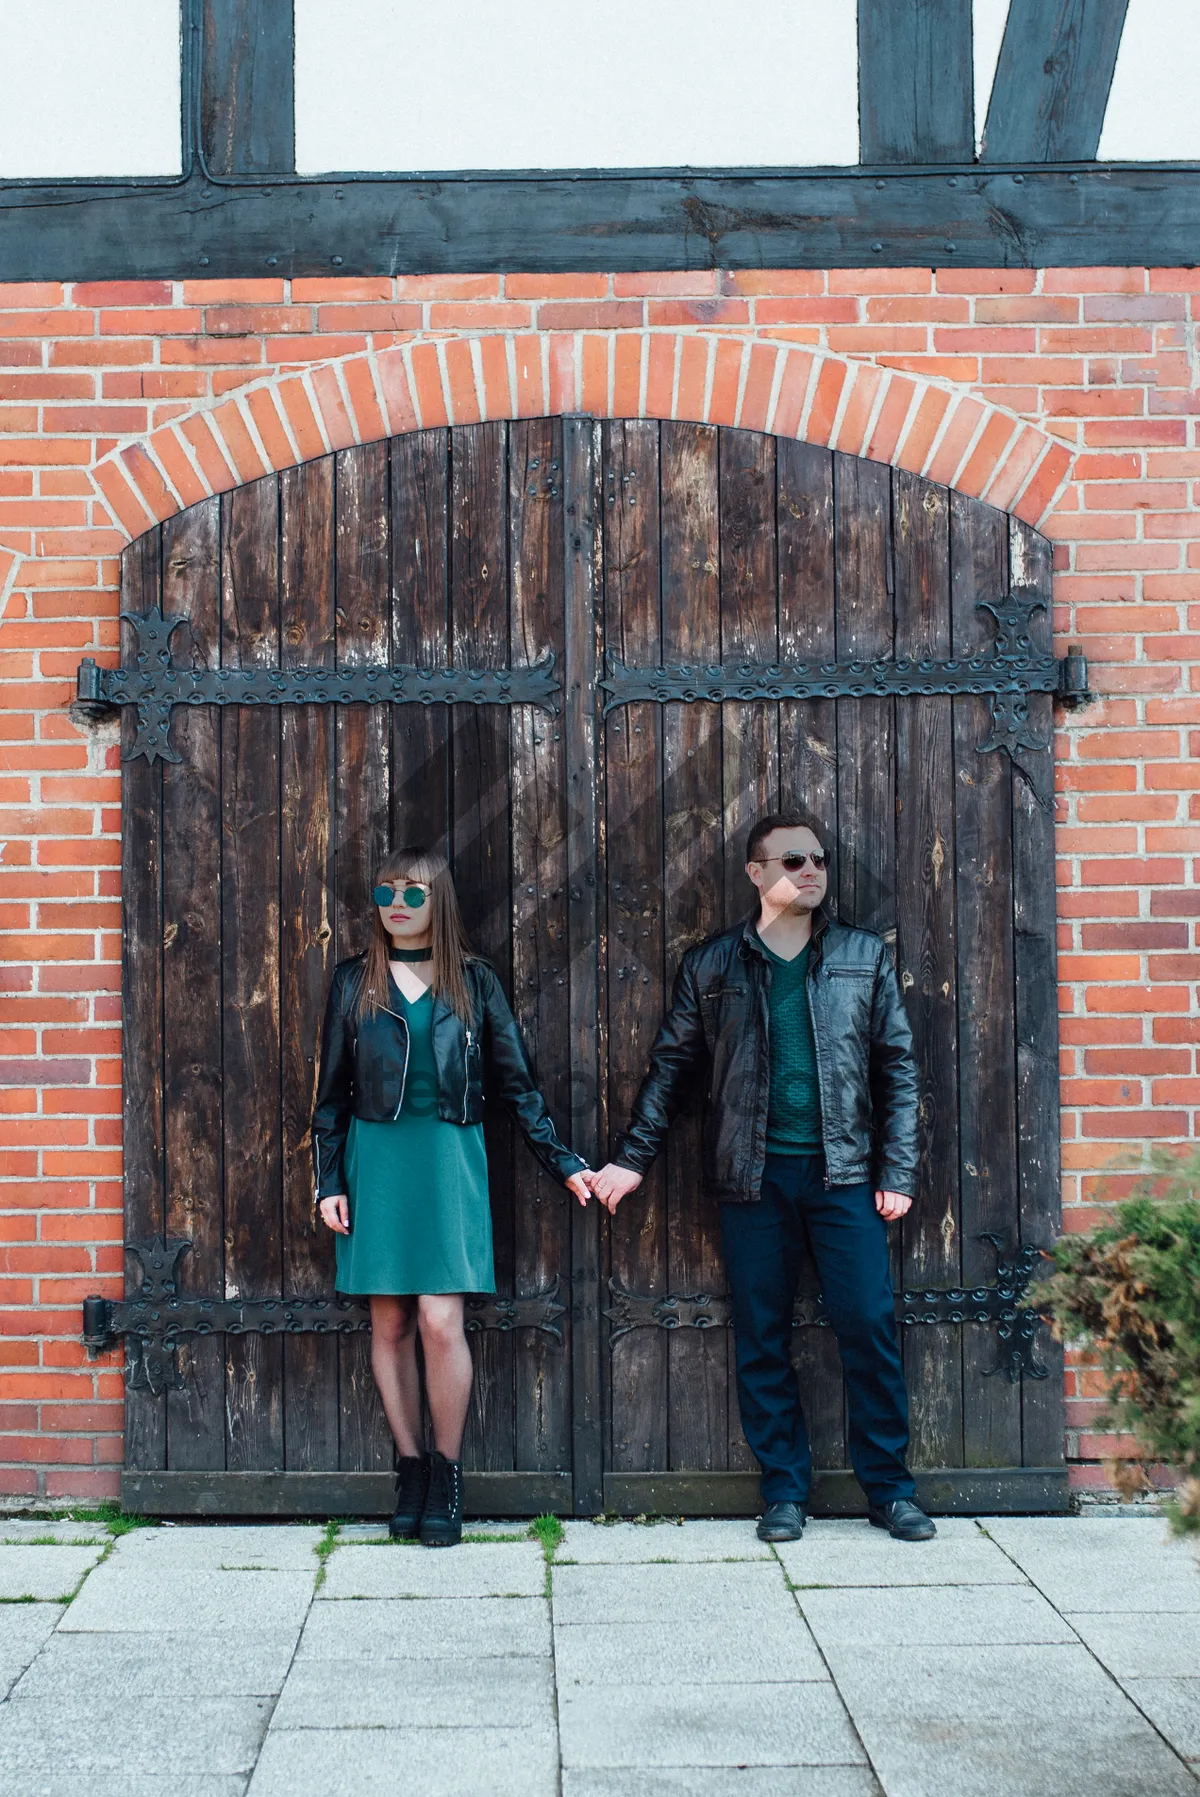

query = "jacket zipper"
(383, 1004), (410, 1120)
(462, 1027), (474, 1123)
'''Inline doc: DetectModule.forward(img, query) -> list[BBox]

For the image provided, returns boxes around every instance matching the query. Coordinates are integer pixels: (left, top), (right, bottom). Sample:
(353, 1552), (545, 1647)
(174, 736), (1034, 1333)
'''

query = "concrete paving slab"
(820, 1642), (1198, 1797)
(0, 1695), (272, 1775)
(13, 1627), (301, 1698)
(297, 1594), (551, 1660)
(558, 1681), (864, 1769)
(110, 1524), (325, 1569)
(319, 1540), (545, 1599)
(984, 1517), (1190, 1556)
(553, 1560), (796, 1625)
(563, 1773), (881, 1797)
(271, 1654), (555, 1729)
(558, 1520), (771, 1563)
(777, 1526), (1024, 1588)
(0, 1520), (111, 1545)
(0, 1780), (245, 1797)
(0, 1602), (63, 1698)
(60, 1565), (314, 1633)
(0, 1543), (105, 1599)
(1065, 1610), (1200, 1679)
(799, 1583), (1074, 1648)
(1120, 1678), (1200, 1761)
(554, 1616), (829, 1686)
(247, 1724), (559, 1797)
(980, 1521), (1200, 1611)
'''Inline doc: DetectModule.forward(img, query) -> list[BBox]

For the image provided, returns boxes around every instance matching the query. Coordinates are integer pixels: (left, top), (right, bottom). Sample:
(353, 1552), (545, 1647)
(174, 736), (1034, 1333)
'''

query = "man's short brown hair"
(745, 810), (825, 866)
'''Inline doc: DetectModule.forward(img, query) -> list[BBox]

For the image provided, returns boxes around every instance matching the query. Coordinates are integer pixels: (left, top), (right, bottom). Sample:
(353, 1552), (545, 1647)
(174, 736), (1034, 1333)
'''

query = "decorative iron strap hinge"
(604, 1235), (1050, 1382)
(600, 591), (1089, 810)
(75, 606), (562, 765)
(82, 1237), (568, 1395)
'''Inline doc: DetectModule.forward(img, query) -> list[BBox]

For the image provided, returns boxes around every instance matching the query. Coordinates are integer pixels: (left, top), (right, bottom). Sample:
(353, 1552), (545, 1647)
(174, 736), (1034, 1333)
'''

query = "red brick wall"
(1, 268), (1196, 1503)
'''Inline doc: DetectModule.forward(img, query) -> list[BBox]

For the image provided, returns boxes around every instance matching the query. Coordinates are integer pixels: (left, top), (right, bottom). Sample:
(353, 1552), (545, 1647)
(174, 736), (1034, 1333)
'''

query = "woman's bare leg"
(368, 1295), (422, 1457)
(416, 1294), (473, 1460)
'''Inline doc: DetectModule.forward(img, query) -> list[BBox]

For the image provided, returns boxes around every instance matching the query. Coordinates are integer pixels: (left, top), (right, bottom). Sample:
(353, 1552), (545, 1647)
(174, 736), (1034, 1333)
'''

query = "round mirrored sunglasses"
(373, 882), (431, 908)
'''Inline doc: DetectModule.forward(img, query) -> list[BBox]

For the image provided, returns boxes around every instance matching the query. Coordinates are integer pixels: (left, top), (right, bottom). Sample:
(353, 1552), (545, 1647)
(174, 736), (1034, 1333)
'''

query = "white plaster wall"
(972, 0), (1011, 152)
(1099, 0), (1200, 160)
(0, 0), (181, 178)
(293, 0), (860, 172)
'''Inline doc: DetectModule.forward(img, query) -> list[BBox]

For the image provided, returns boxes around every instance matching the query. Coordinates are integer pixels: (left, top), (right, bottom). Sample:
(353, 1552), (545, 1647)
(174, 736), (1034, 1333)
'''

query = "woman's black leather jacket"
(612, 909), (919, 1203)
(312, 954), (587, 1198)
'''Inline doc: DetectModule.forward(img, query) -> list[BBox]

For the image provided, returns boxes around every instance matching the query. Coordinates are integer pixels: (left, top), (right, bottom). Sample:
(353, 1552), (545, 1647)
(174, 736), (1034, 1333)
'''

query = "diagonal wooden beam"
(858, 0), (975, 163)
(982, 0), (1129, 162)
(201, 0), (295, 175)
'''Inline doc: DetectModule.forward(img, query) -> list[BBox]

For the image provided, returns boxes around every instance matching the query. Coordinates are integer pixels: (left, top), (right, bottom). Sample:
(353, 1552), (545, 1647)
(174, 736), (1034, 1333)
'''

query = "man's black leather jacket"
(613, 909), (919, 1203)
(312, 954), (587, 1198)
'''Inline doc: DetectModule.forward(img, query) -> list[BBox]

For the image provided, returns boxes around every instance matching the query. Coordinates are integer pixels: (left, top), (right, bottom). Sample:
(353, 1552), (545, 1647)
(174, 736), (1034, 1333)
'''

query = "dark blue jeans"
(719, 1152), (915, 1507)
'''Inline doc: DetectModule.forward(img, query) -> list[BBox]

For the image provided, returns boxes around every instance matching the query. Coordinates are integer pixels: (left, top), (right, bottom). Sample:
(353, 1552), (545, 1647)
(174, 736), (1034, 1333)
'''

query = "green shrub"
(1033, 1148), (1200, 1536)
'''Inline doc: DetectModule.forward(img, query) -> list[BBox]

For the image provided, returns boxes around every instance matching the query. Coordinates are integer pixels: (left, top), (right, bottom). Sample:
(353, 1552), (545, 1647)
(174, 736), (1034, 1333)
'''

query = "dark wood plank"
(508, 417), (572, 1476)
(950, 491), (1022, 1469)
(14, 167), (1200, 286)
(776, 439), (846, 1475)
(834, 451), (897, 1452)
(1009, 517), (1065, 1469)
(201, 0), (295, 175)
(858, 0), (974, 163)
(160, 499), (225, 1471)
(280, 456), (340, 1470)
(390, 430), (451, 853)
(333, 441), (393, 1472)
(718, 425), (779, 1471)
(603, 418), (668, 1476)
(983, 0), (1130, 162)
(892, 469), (964, 1473)
(449, 422), (516, 1474)
(120, 530), (167, 1472)
(659, 422), (727, 1472)
(219, 477), (284, 1470)
(564, 416), (605, 1514)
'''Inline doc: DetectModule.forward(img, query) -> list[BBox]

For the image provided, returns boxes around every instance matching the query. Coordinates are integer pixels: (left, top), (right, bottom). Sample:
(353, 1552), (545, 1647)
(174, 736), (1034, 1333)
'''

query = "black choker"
(389, 947), (432, 963)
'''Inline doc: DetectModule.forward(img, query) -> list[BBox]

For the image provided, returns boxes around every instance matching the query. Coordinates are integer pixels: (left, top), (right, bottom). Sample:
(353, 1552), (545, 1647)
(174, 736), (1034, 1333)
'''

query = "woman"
(312, 848), (592, 1547)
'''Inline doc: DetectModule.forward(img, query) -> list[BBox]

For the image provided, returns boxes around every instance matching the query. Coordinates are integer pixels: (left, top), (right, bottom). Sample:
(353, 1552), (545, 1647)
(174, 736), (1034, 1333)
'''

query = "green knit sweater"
(759, 937), (823, 1153)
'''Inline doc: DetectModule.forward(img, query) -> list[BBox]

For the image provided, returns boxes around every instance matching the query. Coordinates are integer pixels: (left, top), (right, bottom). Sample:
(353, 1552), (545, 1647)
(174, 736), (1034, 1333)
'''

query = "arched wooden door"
(101, 418), (1066, 1516)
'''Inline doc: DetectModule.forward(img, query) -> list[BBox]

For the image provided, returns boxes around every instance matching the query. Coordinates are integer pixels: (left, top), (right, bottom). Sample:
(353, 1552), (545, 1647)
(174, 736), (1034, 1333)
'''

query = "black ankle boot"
(389, 1455), (429, 1540)
(419, 1449), (463, 1547)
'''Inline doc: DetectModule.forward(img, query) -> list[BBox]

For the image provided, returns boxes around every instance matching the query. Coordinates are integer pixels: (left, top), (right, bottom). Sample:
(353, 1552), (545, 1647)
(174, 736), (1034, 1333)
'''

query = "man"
(587, 810), (935, 1543)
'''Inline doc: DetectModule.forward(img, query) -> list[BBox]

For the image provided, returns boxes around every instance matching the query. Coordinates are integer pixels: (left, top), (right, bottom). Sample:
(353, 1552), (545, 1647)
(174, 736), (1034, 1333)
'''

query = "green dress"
(335, 984), (494, 1296)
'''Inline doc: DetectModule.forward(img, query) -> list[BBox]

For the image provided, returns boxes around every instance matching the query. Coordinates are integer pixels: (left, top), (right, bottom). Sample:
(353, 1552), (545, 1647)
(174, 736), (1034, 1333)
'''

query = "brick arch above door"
(87, 330), (1074, 549)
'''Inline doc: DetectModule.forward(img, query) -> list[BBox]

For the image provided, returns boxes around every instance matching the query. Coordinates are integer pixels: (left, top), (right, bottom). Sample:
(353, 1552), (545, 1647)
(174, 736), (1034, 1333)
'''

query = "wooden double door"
(116, 417), (1065, 1516)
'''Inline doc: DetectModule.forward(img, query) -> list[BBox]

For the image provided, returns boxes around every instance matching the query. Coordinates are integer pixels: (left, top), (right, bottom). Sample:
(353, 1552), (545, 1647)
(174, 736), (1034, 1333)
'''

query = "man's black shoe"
(756, 1501), (806, 1541)
(868, 1497), (936, 1540)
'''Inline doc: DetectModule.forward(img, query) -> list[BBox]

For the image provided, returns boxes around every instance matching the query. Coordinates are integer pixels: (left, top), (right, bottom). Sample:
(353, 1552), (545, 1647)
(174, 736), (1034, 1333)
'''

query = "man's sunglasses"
(755, 852), (828, 872)
(373, 882), (432, 908)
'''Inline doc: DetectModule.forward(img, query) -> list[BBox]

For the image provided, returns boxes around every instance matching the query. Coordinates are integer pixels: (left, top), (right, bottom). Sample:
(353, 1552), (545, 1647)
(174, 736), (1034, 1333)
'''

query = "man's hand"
(565, 1171), (592, 1208)
(585, 1163), (644, 1215)
(319, 1194), (350, 1234)
(875, 1189), (912, 1222)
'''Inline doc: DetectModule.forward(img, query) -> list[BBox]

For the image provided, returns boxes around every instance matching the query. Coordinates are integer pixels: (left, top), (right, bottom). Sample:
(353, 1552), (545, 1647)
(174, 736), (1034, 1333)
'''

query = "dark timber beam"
(201, 0), (295, 174)
(858, 0), (975, 163)
(983, 0), (1130, 162)
(0, 166), (1198, 280)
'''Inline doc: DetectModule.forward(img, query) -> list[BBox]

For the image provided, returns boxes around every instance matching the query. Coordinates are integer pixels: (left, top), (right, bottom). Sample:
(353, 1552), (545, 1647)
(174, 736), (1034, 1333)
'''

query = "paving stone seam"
(773, 1542), (886, 1791)
(979, 1522), (1200, 1784)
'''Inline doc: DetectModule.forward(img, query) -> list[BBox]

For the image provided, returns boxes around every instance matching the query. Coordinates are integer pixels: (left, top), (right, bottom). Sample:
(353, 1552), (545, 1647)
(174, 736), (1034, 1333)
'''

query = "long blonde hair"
(354, 847), (475, 1024)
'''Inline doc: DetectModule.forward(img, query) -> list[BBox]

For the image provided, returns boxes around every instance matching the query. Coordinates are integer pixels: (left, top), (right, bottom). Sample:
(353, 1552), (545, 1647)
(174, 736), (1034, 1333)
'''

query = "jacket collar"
(738, 904), (831, 961)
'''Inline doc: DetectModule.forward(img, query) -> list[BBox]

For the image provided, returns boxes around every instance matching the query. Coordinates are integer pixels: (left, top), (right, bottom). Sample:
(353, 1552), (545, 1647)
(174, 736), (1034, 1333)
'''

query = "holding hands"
(577, 1163), (644, 1214)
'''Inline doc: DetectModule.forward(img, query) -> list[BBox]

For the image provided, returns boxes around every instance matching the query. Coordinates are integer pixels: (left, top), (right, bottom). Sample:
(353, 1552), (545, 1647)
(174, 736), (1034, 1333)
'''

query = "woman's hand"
(585, 1163), (644, 1215)
(564, 1171), (592, 1208)
(319, 1194), (350, 1234)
